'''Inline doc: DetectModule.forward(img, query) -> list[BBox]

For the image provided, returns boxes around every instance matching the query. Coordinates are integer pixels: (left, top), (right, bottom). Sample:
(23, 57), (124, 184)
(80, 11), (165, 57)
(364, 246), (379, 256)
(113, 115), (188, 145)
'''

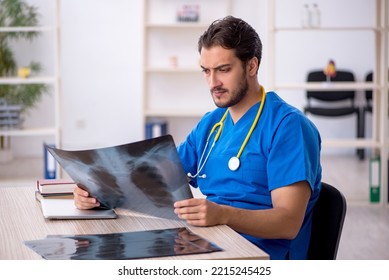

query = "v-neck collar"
(226, 101), (261, 128)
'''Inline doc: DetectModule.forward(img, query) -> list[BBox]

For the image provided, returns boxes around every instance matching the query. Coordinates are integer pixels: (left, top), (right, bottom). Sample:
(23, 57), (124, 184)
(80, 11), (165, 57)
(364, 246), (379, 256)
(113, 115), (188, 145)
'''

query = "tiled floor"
(1, 155), (388, 259)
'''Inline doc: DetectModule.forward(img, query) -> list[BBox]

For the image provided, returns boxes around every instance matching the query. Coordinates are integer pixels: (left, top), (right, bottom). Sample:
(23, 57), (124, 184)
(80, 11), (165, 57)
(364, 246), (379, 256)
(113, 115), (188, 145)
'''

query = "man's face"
(200, 46), (248, 108)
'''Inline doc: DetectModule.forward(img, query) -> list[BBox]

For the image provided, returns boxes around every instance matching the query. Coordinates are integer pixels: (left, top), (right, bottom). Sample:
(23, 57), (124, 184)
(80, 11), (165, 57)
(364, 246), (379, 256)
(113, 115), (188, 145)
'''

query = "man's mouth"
(212, 89), (227, 98)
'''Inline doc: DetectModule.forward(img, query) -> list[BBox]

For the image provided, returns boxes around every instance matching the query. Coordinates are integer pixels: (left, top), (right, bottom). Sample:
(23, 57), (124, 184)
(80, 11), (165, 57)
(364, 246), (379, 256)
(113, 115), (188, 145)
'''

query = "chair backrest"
(364, 70), (389, 107)
(307, 70), (356, 103)
(307, 182), (347, 260)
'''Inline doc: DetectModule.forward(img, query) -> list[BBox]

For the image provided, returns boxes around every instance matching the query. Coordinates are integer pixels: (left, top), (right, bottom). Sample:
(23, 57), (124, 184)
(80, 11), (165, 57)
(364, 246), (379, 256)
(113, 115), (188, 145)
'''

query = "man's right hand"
(73, 186), (100, 209)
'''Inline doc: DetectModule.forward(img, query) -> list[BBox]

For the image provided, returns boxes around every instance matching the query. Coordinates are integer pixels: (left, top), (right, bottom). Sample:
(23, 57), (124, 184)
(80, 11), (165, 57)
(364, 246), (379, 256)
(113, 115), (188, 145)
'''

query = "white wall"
(59, 0), (144, 150)
(10, 0), (378, 156)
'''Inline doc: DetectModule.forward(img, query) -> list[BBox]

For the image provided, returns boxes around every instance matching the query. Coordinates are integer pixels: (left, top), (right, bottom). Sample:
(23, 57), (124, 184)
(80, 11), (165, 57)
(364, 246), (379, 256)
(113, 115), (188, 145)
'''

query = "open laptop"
(40, 198), (117, 220)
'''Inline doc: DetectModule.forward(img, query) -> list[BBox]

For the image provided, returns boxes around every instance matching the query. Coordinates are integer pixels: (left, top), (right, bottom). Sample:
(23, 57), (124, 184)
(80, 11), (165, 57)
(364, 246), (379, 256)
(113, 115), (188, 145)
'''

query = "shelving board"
(0, 127), (58, 137)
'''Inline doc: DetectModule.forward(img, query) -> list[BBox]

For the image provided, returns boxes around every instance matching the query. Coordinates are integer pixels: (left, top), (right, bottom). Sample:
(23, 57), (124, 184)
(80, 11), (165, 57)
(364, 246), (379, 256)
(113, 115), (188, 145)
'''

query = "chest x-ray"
(24, 227), (222, 260)
(45, 135), (193, 220)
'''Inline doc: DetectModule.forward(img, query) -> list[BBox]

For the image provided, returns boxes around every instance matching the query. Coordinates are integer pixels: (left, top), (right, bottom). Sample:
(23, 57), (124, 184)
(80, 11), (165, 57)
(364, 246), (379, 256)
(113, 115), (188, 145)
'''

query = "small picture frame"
(176, 4), (200, 23)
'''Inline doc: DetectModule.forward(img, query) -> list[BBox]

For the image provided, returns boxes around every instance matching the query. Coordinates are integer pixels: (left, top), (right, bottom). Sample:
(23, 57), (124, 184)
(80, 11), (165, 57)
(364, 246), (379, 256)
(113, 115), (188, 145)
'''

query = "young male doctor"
(74, 16), (322, 260)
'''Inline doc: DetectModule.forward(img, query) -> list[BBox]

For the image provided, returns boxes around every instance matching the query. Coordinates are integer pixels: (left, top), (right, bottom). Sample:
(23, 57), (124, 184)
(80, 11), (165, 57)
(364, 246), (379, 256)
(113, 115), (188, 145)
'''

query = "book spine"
(369, 156), (380, 203)
(145, 120), (167, 139)
(44, 144), (56, 179)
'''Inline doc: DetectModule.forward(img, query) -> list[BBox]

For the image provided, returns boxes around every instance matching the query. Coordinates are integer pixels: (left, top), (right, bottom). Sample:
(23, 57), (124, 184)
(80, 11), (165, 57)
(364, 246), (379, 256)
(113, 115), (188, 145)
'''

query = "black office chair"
(304, 70), (364, 160)
(307, 182), (347, 260)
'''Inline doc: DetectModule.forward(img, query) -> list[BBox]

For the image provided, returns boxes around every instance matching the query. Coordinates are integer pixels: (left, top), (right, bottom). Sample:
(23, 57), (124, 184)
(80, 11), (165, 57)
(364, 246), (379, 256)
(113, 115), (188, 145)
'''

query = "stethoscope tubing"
(188, 86), (266, 179)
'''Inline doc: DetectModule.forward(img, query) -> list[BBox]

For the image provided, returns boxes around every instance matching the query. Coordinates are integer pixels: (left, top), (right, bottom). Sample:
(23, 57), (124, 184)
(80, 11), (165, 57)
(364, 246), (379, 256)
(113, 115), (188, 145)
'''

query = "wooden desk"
(0, 187), (269, 260)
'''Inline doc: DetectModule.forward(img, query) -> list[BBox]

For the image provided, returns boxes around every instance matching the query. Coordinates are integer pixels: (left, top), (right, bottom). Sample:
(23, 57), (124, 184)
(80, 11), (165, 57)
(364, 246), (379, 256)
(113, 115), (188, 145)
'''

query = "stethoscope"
(187, 86), (266, 179)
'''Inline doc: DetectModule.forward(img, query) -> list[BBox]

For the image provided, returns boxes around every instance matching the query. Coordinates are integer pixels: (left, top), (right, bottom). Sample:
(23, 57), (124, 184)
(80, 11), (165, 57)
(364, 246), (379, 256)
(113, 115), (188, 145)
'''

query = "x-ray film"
(45, 135), (193, 220)
(24, 227), (222, 260)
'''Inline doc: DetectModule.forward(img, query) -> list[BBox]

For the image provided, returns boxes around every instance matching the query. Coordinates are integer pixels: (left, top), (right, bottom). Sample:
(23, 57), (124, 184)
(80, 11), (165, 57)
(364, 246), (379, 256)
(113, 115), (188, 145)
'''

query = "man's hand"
(73, 186), (100, 209)
(175, 181), (311, 240)
(174, 198), (225, 226)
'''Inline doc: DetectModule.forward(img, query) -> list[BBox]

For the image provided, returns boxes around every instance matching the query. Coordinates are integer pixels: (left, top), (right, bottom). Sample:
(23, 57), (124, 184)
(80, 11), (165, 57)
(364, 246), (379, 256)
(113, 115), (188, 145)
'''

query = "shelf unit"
(0, 0), (61, 180)
(267, 0), (389, 204)
(143, 0), (231, 142)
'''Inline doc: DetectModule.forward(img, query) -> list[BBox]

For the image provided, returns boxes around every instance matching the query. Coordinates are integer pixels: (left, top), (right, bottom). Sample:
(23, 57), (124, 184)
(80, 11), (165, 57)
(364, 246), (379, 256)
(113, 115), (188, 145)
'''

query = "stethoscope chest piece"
(228, 156), (240, 171)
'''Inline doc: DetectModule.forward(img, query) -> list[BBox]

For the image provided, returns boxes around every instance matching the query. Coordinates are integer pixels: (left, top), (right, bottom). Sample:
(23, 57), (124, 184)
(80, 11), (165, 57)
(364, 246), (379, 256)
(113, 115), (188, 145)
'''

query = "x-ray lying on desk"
(24, 227), (222, 260)
(45, 135), (192, 220)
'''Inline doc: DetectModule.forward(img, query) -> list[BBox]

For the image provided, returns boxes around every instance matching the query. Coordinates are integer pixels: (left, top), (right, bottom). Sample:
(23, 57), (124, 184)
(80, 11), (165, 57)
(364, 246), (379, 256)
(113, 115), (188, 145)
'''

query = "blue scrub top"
(177, 91), (322, 259)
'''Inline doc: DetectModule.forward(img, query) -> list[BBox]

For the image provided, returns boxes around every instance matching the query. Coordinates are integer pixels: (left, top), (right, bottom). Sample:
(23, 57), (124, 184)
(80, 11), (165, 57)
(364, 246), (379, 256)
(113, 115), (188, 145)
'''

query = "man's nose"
(208, 72), (221, 89)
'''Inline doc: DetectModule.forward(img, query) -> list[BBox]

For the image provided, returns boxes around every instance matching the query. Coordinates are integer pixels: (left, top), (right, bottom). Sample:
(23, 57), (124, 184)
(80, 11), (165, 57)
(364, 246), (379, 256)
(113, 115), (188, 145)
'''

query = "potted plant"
(0, 0), (49, 161)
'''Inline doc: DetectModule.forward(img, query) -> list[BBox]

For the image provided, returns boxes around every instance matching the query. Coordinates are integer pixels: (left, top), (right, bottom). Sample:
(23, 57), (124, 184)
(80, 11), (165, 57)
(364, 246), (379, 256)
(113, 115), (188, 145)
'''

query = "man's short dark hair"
(198, 16), (262, 67)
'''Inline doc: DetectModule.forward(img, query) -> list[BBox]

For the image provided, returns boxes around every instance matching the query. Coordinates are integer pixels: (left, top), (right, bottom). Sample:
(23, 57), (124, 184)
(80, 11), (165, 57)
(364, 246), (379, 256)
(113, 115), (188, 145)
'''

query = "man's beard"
(212, 75), (249, 109)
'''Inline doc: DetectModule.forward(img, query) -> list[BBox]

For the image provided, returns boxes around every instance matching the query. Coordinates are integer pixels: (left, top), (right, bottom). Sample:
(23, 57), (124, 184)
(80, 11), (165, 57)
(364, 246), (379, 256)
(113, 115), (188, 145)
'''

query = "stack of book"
(35, 178), (77, 202)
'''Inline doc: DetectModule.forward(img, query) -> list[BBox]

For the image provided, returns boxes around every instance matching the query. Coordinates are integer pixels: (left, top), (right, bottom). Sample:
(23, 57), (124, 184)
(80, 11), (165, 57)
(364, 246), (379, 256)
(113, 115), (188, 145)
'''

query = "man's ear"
(247, 57), (259, 76)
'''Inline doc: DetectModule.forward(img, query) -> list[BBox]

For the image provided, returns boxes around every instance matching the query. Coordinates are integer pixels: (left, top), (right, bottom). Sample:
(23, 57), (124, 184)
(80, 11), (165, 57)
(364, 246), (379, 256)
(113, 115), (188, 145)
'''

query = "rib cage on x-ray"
(45, 135), (193, 220)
